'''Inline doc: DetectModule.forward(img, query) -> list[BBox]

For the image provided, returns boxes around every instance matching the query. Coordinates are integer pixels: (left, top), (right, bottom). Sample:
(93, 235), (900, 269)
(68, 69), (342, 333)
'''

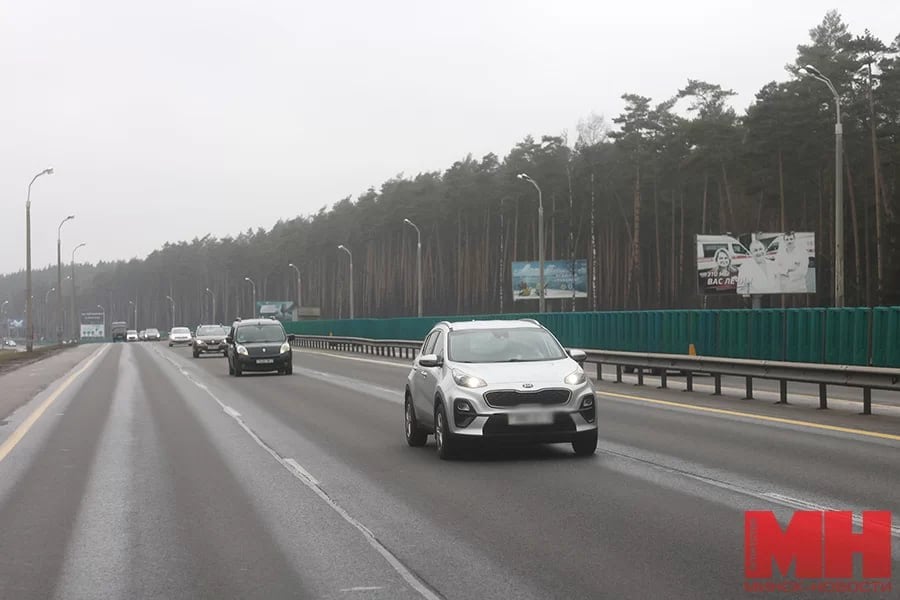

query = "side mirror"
(287, 334), (296, 342)
(418, 354), (443, 368)
(225, 336), (233, 344)
(568, 349), (587, 365)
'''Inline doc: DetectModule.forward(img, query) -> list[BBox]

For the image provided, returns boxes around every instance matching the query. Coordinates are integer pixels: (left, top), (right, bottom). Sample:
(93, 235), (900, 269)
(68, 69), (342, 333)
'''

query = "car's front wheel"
(404, 396), (427, 447)
(434, 402), (457, 460)
(572, 430), (598, 457)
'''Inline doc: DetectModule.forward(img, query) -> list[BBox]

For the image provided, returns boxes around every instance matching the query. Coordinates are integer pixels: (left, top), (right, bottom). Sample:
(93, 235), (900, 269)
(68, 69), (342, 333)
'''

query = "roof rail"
(435, 320), (452, 330)
(519, 318), (541, 326)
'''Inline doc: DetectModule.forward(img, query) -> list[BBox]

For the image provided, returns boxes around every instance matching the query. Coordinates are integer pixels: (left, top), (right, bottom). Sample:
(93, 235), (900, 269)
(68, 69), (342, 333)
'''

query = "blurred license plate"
(257, 358), (274, 364)
(508, 412), (553, 425)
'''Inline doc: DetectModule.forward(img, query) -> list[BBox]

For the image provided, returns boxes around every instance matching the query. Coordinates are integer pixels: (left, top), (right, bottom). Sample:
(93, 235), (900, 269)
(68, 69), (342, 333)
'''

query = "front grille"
(484, 389), (570, 408)
(482, 413), (576, 436)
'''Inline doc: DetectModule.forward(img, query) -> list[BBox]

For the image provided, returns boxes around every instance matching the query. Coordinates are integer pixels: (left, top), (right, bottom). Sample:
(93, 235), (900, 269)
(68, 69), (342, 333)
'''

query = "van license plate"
(508, 412), (553, 425)
(257, 359), (274, 364)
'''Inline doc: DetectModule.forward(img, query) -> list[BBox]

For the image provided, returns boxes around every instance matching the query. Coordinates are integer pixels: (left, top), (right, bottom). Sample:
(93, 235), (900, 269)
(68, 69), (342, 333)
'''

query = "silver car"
(168, 326), (193, 347)
(404, 319), (597, 459)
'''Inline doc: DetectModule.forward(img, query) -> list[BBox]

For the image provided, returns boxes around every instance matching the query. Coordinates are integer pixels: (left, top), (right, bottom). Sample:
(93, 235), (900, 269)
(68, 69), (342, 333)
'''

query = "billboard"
(512, 260), (588, 301)
(254, 300), (296, 322)
(696, 232), (816, 295)
(80, 312), (105, 339)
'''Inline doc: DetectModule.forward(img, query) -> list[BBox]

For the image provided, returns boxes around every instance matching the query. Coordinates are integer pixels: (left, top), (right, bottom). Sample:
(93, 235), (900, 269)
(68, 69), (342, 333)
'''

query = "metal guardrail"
(291, 335), (900, 416)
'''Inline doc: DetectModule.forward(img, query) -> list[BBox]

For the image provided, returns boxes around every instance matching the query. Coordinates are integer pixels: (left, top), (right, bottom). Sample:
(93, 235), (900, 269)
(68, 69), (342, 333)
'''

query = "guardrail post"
(658, 369), (667, 389)
(713, 374), (721, 395)
(777, 380), (788, 404)
(616, 365), (622, 383)
(744, 376), (753, 400)
(596, 362), (603, 381)
(685, 371), (693, 392)
(862, 388), (872, 415)
(819, 384), (827, 409)
(636, 367), (644, 386)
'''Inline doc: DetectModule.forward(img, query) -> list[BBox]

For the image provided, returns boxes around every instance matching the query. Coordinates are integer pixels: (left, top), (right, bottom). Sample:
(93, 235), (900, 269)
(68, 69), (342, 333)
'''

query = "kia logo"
(523, 383), (534, 389)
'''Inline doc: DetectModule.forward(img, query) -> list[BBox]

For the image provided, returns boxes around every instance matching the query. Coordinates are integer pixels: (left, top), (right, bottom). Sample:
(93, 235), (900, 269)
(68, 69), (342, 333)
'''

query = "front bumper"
(446, 385), (597, 443)
(195, 342), (226, 353)
(170, 339), (192, 346)
(235, 352), (292, 371)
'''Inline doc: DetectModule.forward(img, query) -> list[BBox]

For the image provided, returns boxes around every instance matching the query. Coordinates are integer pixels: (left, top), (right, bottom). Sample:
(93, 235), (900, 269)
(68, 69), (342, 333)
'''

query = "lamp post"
(337, 245), (354, 319)
(802, 64), (844, 307)
(25, 167), (54, 351)
(57, 215), (74, 342)
(205, 288), (216, 323)
(1, 300), (8, 342)
(517, 173), (545, 313)
(97, 305), (105, 338)
(287, 263), (303, 310)
(129, 300), (136, 330)
(44, 288), (56, 340)
(71, 242), (86, 341)
(403, 219), (423, 317)
(244, 277), (256, 317)
(165, 295), (175, 330)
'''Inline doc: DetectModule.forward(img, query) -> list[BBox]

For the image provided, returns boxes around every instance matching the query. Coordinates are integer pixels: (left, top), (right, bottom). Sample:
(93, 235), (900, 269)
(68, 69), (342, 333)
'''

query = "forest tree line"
(2, 12), (899, 333)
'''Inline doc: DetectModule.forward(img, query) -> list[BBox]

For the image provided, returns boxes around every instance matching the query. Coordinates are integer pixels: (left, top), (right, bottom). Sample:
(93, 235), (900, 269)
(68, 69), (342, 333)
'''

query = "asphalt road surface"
(0, 343), (898, 599)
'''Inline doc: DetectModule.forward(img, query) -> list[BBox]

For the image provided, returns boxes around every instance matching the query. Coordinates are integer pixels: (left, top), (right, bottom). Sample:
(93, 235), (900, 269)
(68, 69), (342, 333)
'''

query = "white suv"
(404, 319), (597, 459)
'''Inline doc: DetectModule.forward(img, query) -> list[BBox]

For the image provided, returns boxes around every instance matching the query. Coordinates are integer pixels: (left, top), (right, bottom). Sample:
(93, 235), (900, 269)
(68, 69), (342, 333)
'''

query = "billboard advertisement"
(512, 260), (588, 301)
(696, 232), (816, 295)
(80, 312), (106, 339)
(254, 300), (296, 322)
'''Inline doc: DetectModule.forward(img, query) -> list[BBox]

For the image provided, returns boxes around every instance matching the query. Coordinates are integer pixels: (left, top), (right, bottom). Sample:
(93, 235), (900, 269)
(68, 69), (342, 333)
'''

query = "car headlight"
(565, 368), (586, 385)
(236, 344), (249, 356)
(452, 369), (487, 388)
(280, 341), (291, 354)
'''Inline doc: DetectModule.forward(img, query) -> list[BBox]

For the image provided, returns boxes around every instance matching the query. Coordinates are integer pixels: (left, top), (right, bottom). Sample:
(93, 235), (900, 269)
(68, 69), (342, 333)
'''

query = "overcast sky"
(2, 0), (898, 275)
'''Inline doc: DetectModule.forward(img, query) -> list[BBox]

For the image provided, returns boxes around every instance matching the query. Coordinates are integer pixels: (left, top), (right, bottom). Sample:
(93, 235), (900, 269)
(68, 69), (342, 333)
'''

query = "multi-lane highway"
(1, 343), (898, 599)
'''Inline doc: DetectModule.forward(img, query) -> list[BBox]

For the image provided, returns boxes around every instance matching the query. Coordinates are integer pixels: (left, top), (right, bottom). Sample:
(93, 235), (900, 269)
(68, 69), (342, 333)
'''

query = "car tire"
(168, 342), (173, 347)
(228, 359), (234, 376)
(234, 363), (243, 377)
(434, 402), (457, 460)
(192, 350), (199, 358)
(572, 430), (598, 457)
(284, 363), (293, 375)
(404, 395), (428, 447)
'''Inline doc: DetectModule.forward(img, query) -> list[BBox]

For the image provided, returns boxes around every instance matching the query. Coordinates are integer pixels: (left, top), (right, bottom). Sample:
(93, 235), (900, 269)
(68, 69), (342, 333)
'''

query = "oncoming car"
(126, 329), (139, 342)
(404, 319), (597, 459)
(193, 324), (229, 358)
(226, 319), (294, 376)
(168, 327), (193, 347)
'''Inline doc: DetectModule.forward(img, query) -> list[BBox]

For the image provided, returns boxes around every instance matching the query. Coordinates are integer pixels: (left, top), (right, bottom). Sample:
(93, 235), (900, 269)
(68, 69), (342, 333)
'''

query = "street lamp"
(244, 277), (256, 317)
(57, 215), (74, 342)
(338, 245), (354, 319)
(71, 242), (86, 341)
(802, 64), (844, 307)
(517, 173), (545, 313)
(287, 263), (303, 310)
(1, 300), (8, 342)
(128, 300), (137, 329)
(44, 288), (56, 340)
(403, 219), (423, 317)
(165, 295), (175, 330)
(25, 167), (54, 351)
(205, 288), (216, 323)
(97, 305), (105, 337)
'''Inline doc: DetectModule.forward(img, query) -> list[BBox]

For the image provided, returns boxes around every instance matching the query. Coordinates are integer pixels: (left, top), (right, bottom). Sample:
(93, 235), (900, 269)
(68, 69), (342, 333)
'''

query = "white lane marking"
(295, 349), (411, 370)
(153, 348), (440, 600)
(341, 586), (384, 592)
(292, 365), (401, 405)
(763, 493), (900, 537)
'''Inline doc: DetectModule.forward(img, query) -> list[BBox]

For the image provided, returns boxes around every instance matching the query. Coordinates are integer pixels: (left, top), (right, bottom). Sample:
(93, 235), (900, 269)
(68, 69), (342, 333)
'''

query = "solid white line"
(153, 348), (440, 600)
(341, 586), (384, 592)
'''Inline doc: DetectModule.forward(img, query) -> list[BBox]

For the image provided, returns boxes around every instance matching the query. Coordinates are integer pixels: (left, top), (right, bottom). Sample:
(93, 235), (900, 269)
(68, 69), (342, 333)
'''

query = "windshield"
(236, 324), (286, 344)
(197, 325), (227, 336)
(172, 327), (190, 335)
(147, 329), (159, 334)
(448, 328), (566, 363)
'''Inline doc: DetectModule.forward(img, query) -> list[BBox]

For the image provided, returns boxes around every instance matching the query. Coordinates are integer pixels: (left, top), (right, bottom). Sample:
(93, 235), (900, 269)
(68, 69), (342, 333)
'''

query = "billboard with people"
(254, 300), (297, 322)
(696, 232), (816, 295)
(512, 260), (588, 300)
